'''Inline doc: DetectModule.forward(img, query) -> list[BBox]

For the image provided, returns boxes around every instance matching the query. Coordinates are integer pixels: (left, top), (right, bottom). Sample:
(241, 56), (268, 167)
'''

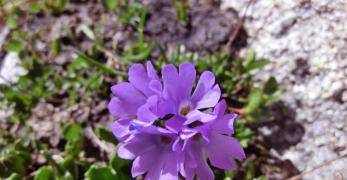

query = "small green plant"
(44, 0), (68, 14)
(175, 0), (188, 25)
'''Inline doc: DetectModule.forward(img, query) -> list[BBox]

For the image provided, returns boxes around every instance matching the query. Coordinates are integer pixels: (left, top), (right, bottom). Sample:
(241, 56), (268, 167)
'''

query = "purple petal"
(128, 62), (160, 97)
(162, 63), (196, 103)
(162, 64), (179, 100)
(184, 142), (214, 180)
(111, 119), (131, 141)
(184, 110), (216, 125)
(149, 80), (162, 95)
(206, 133), (246, 170)
(165, 116), (186, 133)
(110, 82), (146, 117)
(161, 153), (180, 180)
(146, 61), (160, 80)
(156, 99), (177, 118)
(108, 97), (128, 117)
(131, 147), (160, 177)
(191, 71), (221, 109)
(210, 100), (237, 135)
(117, 134), (155, 159)
(178, 62), (196, 99)
(145, 154), (165, 180)
(213, 99), (227, 116)
(211, 113), (237, 135)
(129, 64), (152, 96)
(136, 96), (159, 126)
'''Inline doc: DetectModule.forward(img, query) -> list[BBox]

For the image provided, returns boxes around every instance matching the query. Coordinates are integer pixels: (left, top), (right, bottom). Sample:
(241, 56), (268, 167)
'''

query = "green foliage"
(110, 153), (131, 180)
(6, 15), (18, 29)
(95, 126), (118, 145)
(44, 0), (68, 14)
(175, 1), (188, 25)
(234, 123), (255, 148)
(0, 57), (54, 122)
(63, 123), (82, 142)
(85, 165), (117, 180)
(28, 2), (44, 14)
(0, 140), (30, 178)
(4, 40), (24, 52)
(75, 53), (127, 77)
(102, 0), (118, 11)
(5, 173), (21, 180)
(120, 5), (155, 63)
(34, 167), (55, 180)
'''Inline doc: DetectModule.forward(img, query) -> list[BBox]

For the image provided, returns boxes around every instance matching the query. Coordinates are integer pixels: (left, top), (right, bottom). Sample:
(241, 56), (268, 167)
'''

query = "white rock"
(0, 52), (28, 84)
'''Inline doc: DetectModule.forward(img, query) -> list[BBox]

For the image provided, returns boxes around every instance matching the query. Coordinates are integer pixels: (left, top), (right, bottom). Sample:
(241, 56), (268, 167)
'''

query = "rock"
(222, 0), (347, 179)
(0, 52), (28, 84)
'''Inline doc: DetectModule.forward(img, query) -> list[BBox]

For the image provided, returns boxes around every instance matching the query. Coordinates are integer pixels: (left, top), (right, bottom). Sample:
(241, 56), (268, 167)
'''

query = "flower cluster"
(108, 61), (245, 180)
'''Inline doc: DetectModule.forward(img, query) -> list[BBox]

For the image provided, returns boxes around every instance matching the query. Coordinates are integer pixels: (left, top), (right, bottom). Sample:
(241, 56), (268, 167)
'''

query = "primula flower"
(118, 126), (183, 180)
(108, 61), (245, 180)
(180, 100), (245, 179)
(108, 61), (161, 140)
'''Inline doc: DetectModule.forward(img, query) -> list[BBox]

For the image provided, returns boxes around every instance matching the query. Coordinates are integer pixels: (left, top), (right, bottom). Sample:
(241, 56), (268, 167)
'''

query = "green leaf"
(244, 50), (255, 68)
(65, 140), (83, 157)
(245, 59), (271, 72)
(245, 160), (255, 180)
(102, 0), (117, 11)
(76, 53), (127, 77)
(34, 167), (54, 180)
(264, 90), (282, 105)
(95, 126), (118, 145)
(63, 123), (82, 141)
(110, 153), (131, 180)
(6, 16), (18, 29)
(5, 173), (21, 180)
(80, 25), (96, 41)
(28, 3), (43, 14)
(51, 39), (60, 57)
(123, 43), (154, 62)
(175, 1), (188, 25)
(85, 165), (116, 180)
(263, 77), (278, 95)
(245, 88), (264, 115)
(246, 109), (273, 123)
(4, 40), (24, 53)
(235, 125), (254, 148)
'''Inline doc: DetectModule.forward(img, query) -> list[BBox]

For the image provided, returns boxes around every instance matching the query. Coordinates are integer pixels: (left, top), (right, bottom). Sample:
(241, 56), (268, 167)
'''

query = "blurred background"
(0, 0), (346, 179)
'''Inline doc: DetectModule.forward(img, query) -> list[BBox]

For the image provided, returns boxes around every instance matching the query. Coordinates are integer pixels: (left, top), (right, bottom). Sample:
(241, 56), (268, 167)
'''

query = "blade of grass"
(75, 51), (127, 78)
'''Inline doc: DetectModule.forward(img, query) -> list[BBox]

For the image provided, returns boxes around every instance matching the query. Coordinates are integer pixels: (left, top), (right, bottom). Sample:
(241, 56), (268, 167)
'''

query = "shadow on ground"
(260, 100), (305, 153)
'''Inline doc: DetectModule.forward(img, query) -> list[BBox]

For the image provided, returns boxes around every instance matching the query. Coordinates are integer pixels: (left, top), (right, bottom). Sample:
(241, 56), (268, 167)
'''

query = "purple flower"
(118, 126), (183, 180)
(180, 100), (245, 179)
(108, 61), (161, 140)
(108, 61), (245, 180)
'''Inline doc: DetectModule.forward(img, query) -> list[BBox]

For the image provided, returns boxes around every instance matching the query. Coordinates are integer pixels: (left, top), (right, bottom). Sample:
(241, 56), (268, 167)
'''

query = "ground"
(0, 0), (346, 179)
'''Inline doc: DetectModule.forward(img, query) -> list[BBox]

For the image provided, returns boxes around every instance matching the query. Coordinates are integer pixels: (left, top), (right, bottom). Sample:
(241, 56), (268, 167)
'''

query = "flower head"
(108, 61), (245, 179)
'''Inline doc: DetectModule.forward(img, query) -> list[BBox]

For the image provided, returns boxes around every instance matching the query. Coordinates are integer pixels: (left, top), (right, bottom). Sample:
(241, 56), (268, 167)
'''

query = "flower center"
(179, 101), (192, 116)
(160, 136), (172, 145)
(192, 133), (202, 142)
(180, 105), (191, 116)
(187, 121), (203, 128)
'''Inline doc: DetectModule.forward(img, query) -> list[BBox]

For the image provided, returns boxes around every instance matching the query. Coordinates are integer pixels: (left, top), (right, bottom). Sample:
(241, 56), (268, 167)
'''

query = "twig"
(226, 0), (255, 49)
(287, 154), (347, 180)
(85, 126), (114, 156)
